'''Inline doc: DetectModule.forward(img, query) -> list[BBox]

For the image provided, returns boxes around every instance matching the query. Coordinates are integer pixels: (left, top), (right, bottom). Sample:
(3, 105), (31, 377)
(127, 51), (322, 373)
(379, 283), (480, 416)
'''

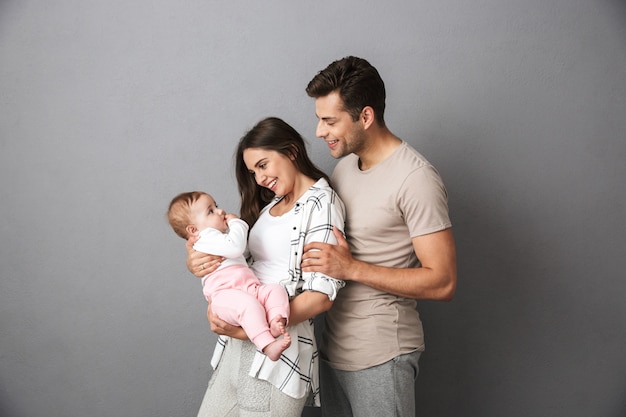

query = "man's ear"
(361, 106), (375, 130)
(186, 225), (199, 236)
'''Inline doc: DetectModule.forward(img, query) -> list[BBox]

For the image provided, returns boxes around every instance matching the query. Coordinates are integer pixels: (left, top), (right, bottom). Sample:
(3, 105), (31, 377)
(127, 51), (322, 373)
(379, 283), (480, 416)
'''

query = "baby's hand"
(225, 213), (239, 222)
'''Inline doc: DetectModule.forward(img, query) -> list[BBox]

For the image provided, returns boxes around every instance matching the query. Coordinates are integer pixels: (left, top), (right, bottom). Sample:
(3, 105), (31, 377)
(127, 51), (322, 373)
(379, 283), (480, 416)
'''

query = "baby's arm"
(192, 217), (249, 258)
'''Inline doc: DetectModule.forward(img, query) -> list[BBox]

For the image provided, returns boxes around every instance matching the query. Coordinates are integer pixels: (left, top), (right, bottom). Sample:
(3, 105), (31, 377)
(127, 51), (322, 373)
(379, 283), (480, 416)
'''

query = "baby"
(167, 191), (291, 361)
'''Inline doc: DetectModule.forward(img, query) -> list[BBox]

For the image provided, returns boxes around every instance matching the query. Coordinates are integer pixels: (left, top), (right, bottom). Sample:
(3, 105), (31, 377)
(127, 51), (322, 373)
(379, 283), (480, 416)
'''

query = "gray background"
(1, 1), (625, 416)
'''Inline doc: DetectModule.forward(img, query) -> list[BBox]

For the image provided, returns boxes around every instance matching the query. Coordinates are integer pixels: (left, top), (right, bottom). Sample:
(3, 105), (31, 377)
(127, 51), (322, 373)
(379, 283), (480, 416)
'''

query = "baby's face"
(189, 194), (228, 233)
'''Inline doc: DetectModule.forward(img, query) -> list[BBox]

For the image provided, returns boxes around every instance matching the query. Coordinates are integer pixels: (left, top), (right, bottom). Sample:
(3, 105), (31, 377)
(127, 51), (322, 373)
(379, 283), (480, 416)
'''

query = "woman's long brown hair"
(235, 117), (329, 227)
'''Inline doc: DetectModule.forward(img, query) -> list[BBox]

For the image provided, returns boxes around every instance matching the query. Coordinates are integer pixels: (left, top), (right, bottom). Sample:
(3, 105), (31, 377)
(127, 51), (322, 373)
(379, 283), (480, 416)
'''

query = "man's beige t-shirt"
(323, 141), (451, 371)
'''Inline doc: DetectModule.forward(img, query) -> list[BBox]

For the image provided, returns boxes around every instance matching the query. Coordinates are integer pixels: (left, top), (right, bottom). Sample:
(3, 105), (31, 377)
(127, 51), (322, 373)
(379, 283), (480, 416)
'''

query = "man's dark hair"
(306, 56), (386, 126)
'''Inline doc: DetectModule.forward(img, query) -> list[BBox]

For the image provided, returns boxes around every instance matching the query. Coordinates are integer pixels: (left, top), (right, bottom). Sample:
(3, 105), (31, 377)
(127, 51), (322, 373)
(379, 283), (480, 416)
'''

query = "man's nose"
(316, 120), (327, 138)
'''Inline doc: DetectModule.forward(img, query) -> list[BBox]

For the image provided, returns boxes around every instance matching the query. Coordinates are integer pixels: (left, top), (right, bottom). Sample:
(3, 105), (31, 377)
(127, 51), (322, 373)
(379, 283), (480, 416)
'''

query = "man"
(301, 56), (457, 417)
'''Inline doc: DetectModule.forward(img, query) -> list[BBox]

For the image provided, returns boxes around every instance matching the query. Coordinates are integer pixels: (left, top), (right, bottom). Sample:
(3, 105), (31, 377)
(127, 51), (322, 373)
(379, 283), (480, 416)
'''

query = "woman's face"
(243, 147), (298, 197)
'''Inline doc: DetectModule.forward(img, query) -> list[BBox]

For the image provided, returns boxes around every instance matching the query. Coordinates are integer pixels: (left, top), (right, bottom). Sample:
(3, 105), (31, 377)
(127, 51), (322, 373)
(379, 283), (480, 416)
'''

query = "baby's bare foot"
(269, 315), (287, 338)
(263, 331), (291, 361)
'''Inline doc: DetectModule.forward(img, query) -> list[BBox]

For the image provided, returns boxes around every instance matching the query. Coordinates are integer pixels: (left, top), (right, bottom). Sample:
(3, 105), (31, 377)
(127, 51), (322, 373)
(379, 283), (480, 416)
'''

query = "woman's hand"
(185, 236), (224, 278)
(207, 304), (248, 340)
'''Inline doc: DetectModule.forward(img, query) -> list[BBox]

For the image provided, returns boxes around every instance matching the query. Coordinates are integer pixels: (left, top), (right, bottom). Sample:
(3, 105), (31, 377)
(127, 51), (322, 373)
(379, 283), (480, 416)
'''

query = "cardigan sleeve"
(297, 188), (346, 301)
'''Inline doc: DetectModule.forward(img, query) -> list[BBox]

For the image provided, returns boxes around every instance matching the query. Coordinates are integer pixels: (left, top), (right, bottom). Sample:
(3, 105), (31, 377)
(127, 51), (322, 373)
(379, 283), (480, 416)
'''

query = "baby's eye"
(209, 209), (214, 214)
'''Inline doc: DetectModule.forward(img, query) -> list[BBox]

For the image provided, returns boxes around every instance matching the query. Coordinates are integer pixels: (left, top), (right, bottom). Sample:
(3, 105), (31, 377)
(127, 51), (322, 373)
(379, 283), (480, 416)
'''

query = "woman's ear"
(288, 144), (298, 160)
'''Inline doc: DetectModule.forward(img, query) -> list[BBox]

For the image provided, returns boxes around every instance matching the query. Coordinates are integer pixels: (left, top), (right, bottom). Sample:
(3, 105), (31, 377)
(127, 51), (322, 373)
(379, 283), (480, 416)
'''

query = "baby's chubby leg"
(256, 283), (290, 337)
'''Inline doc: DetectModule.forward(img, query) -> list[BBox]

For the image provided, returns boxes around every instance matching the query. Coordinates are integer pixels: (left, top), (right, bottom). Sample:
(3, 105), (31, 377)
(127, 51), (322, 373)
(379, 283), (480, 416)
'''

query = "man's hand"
(301, 227), (354, 280)
(186, 236), (223, 278)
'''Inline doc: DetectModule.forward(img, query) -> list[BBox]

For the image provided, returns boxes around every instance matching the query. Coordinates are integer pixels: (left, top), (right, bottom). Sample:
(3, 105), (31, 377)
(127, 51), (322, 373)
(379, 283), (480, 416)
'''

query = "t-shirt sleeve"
(400, 165), (452, 238)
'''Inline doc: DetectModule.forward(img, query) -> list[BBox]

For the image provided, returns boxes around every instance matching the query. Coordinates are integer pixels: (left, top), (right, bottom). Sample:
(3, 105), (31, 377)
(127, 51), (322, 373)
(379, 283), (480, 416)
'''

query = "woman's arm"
(288, 291), (333, 326)
(297, 188), (346, 301)
(208, 290), (333, 339)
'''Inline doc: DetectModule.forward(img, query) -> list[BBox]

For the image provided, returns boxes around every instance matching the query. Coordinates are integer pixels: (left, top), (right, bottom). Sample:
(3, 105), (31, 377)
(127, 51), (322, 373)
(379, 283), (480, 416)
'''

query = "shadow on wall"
(412, 122), (553, 415)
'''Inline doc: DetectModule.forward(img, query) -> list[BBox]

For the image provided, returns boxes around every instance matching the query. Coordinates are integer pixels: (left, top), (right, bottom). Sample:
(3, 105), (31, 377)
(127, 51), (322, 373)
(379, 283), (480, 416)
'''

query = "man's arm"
(302, 227), (456, 301)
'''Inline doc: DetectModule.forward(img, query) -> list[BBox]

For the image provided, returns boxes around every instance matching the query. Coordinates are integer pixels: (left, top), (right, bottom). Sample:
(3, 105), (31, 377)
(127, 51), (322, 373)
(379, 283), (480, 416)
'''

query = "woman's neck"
(271, 175), (316, 216)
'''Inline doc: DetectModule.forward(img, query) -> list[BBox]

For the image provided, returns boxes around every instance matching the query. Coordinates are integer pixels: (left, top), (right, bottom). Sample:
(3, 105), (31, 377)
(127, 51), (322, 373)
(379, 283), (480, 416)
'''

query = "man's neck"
(357, 127), (402, 171)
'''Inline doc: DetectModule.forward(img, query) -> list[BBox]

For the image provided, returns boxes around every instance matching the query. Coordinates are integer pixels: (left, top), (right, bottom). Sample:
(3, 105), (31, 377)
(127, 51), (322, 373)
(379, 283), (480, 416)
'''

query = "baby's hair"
(167, 191), (208, 239)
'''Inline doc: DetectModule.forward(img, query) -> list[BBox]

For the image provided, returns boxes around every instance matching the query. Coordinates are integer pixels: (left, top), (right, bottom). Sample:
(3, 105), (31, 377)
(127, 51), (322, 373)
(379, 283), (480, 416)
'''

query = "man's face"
(314, 91), (366, 159)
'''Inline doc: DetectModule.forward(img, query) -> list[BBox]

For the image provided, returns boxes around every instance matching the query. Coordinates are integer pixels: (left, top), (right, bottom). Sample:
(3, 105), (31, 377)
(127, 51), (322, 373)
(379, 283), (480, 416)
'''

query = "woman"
(186, 117), (345, 416)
